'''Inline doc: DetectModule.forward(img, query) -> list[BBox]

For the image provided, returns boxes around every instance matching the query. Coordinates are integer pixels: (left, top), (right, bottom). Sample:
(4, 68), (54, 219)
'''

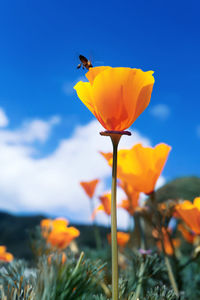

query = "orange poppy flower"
(102, 143), (171, 194)
(41, 218), (69, 238)
(80, 179), (99, 198)
(118, 180), (140, 215)
(107, 232), (130, 247)
(100, 151), (113, 162)
(0, 246), (14, 262)
(47, 227), (80, 250)
(175, 197), (200, 234)
(40, 218), (80, 250)
(74, 67), (155, 131)
(101, 153), (140, 214)
(92, 193), (111, 219)
(41, 218), (69, 230)
(152, 227), (180, 256)
(178, 224), (195, 244)
(118, 199), (133, 215)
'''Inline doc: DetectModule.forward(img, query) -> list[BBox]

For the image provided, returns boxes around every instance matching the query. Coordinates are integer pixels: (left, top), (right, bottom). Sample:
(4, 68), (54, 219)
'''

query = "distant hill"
(155, 176), (200, 202)
(0, 211), (109, 260)
(0, 212), (45, 260)
(0, 176), (200, 260)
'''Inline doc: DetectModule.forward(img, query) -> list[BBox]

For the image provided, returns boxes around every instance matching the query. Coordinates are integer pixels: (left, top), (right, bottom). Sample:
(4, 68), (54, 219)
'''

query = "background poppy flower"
(80, 179), (99, 199)
(118, 199), (135, 215)
(40, 218), (80, 250)
(175, 197), (200, 234)
(41, 218), (69, 238)
(103, 143), (171, 194)
(0, 245), (14, 262)
(101, 152), (140, 214)
(47, 227), (80, 250)
(92, 193), (111, 219)
(74, 67), (155, 131)
(118, 180), (140, 214)
(152, 228), (180, 256)
(178, 223), (195, 244)
(107, 232), (130, 247)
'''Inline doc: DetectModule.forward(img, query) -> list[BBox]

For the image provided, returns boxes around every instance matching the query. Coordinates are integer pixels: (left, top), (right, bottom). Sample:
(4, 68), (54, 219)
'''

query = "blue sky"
(0, 1), (199, 222)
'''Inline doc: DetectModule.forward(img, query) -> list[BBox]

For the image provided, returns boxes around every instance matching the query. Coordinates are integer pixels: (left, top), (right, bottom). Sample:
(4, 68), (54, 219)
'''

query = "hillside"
(0, 176), (200, 260)
(155, 176), (200, 202)
(0, 212), (109, 260)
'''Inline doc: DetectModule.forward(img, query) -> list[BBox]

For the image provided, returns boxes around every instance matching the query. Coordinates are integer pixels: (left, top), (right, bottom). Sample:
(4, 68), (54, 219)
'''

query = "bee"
(77, 55), (93, 70)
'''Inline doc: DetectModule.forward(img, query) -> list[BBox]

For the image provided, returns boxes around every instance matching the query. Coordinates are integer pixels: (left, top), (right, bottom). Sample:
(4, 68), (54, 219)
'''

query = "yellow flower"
(107, 232), (130, 247)
(175, 197), (200, 234)
(0, 246), (13, 262)
(40, 218), (80, 250)
(102, 143), (171, 194)
(119, 180), (140, 214)
(178, 224), (195, 243)
(92, 193), (111, 219)
(41, 218), (69, 238)
(80, 179), (99, 198)
(74, 67), (154, 131)
(47, 227), (80, 250)
(152, 228), (180, 256)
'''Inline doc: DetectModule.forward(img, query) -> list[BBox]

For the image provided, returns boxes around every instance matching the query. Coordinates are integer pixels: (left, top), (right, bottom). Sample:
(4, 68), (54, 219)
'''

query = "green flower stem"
(90, 198), (102, 249)
(133, 214), (147, 300)
(150, 192), (179, 297)
(110, 134), (121, 300)
(134, 213), (147, 250)
(72, 251), (84, 276)
(164, 256), (179, 297)
(134, 259), (145, 300)
(100, 130), (131, 300)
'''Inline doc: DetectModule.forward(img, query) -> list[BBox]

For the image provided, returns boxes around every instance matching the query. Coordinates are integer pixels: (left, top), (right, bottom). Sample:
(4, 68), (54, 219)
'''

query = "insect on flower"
(77, 54), (93, 70)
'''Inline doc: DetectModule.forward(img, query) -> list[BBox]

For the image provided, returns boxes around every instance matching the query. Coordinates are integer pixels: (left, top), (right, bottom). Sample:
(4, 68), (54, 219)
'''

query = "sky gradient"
(0, 0), (199, 223)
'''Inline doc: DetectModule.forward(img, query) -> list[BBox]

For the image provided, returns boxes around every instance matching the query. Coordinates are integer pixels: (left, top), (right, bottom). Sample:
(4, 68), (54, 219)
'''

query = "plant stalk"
(90, 198), (102, 249)
(150, 192), (179, 297)
(134, 215), (146, 300)
(72, 251), (84, 276)
(110, 134), (121, 300)
(100, 130), (131, 300)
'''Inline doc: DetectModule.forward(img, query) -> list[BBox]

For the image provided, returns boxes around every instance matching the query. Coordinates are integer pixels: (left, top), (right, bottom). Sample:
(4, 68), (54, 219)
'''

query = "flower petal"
(73, 81), (95, 115)
(86, 66), (111, 84)
(75, 67), (154, 131)
(80, 179), (99, 198)
(131, 71), (154, 123)
(92, 68), (135, 130)
(194, 197), (200, 211)
(116, 143), (171, 194)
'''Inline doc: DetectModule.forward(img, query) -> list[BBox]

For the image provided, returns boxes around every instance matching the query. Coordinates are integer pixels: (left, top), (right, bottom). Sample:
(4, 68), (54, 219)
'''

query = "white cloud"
(0, 115), (166, 229)
(0, 116), (60, 145)
(150, 104), (170, 120)
(0, 108), (9, 127)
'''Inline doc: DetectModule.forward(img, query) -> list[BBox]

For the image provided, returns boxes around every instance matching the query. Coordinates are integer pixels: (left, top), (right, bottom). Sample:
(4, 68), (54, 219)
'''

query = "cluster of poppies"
(80, 142), (172, 249)
(74, 66), (200, 260)
(40, 218), (80, 250)
(1, 64), (199, 300)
